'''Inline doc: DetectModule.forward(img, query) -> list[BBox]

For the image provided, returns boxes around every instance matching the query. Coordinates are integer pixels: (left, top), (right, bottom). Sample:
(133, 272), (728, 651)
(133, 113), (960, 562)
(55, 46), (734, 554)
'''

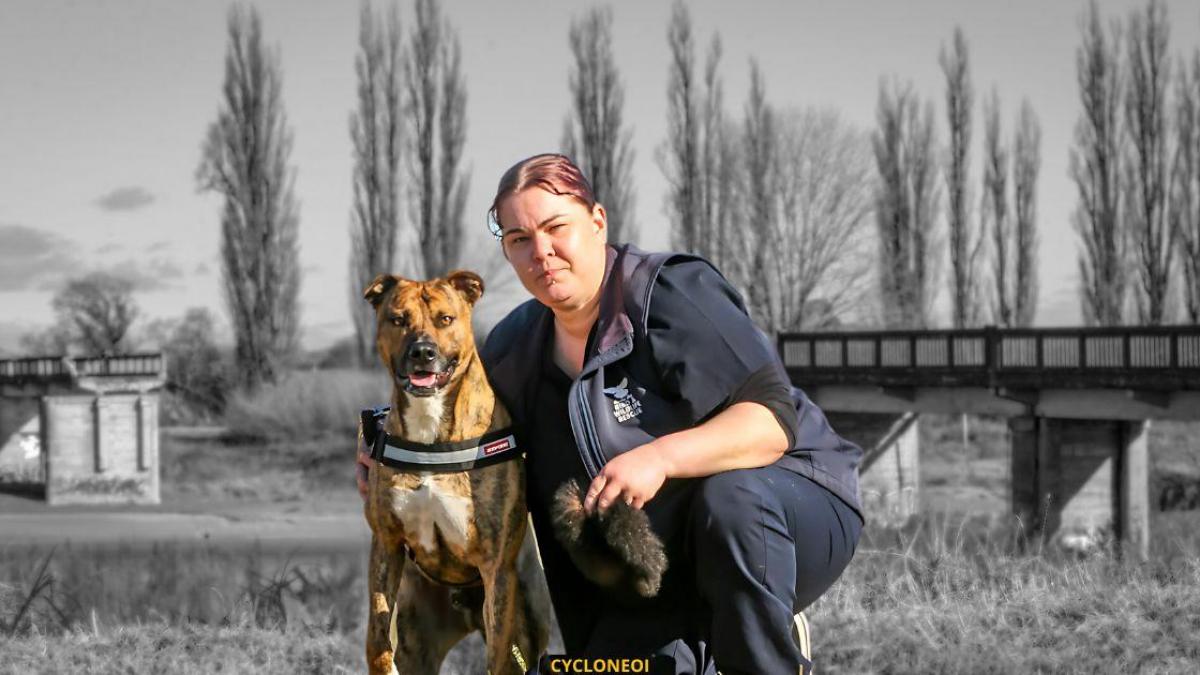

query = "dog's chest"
(389, 476), (473, 553)
(391, 392), (473, 552)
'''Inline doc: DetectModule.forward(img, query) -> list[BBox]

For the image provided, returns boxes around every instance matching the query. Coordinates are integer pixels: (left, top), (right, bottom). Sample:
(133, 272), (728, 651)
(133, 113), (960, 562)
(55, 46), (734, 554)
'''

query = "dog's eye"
(390, 314), (408, 327)
(438, 314), (455, 327)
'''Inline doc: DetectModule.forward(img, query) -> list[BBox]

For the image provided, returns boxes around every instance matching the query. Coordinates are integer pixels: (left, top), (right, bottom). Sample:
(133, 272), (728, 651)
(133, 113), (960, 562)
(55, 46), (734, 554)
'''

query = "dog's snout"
(407, 340), (438, 364)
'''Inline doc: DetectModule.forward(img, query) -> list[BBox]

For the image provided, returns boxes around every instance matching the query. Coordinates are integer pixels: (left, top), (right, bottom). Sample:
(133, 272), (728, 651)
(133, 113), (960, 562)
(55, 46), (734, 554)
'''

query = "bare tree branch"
(983, 90), (1013, 327)
(1012, 100), (1042, 327)
(1172, 48), (1200, 321)
(404, 0), (468, 278)
(564, 5), (637, 244)
(349, 0), (404, 367)
(872, 78), (941, 329)
(50, 272), (139, 355)
(197, 5), (300, 389)
(1124, 0), (1173, 324)
(1071, 1), (1128, 326)
(940, 26), (983, 328)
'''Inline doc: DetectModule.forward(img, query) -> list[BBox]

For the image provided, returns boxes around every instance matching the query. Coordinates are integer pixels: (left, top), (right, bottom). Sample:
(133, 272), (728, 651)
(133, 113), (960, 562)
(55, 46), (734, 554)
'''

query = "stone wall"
(43, 393), (160, 505)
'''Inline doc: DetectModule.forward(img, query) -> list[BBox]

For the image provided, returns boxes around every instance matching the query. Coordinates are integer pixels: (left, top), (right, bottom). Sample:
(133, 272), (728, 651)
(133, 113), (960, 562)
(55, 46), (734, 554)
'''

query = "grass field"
(2, 386), (1198, 673)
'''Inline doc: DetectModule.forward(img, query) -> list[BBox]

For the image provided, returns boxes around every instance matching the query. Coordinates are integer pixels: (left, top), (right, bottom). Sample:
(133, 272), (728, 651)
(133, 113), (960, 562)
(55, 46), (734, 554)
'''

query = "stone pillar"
(1119, 420), (1150, 561)
(1008, 417), (1150, 556)
(827, 412), (919, 527)
(1008, 416), (1039, 533)
(44, 393), (159, 505)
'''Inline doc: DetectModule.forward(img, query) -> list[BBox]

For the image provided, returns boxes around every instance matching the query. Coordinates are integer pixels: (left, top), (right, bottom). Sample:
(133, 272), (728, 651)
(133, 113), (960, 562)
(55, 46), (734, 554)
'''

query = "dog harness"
(361, 406), (521, 472)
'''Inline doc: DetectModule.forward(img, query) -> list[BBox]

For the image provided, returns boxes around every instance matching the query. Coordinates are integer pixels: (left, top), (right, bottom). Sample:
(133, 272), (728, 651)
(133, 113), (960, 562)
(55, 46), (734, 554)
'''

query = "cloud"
(0, 224), (79, 291)
(194, 262), (211, 275)
(106, 257), (186, 292)
(1, 224), (195, 297)
(146, 241), (170, 253)
(95, 186), (155, 212)
(95, 242), (122, 254)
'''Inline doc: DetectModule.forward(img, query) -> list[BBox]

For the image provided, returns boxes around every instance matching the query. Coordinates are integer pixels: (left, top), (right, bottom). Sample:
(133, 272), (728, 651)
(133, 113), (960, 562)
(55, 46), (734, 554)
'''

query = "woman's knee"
(692, 469), (766, 538)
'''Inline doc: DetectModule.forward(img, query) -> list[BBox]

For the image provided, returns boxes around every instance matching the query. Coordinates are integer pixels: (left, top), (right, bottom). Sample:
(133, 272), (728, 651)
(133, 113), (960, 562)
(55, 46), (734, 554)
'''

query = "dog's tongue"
(410, 372), (438, 388)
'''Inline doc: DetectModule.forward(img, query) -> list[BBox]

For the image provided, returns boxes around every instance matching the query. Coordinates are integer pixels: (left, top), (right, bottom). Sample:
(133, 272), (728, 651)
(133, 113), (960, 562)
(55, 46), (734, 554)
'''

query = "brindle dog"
(362, 270), (547, 675)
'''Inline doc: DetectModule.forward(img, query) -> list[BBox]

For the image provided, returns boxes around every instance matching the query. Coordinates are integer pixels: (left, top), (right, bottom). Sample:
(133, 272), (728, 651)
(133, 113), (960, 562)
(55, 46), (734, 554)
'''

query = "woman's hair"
(487, 153), (596, 238)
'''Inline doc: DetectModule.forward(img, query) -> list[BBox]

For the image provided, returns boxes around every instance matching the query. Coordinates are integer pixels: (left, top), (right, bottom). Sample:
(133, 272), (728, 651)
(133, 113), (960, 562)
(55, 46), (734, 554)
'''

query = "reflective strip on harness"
(381, 434), (517, 466)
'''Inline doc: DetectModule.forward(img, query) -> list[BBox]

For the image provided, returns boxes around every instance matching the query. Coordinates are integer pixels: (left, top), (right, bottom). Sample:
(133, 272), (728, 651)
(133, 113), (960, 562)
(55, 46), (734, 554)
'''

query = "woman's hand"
(583, 443), (673, 514)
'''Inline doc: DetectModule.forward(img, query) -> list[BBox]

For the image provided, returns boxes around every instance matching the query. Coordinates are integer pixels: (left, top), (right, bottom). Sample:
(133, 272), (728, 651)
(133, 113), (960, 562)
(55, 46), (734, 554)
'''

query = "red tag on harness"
(482, 438), (511, 456)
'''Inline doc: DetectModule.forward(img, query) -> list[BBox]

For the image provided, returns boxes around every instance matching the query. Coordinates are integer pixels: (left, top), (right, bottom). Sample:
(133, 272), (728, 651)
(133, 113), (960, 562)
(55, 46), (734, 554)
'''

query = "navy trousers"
(578, 466), (862, 675)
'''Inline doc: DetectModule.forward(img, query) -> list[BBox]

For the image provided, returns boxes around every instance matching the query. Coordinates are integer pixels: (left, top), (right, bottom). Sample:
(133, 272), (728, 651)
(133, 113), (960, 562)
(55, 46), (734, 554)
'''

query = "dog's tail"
(550, 479), (667, 598)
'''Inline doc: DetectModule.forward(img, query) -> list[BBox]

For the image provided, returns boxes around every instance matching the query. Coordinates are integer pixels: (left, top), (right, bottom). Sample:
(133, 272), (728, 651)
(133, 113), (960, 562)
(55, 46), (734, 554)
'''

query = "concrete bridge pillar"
(2, 355), (164, 506)
(827, 412), (919, 527)
(1009, 416), (1149, 560)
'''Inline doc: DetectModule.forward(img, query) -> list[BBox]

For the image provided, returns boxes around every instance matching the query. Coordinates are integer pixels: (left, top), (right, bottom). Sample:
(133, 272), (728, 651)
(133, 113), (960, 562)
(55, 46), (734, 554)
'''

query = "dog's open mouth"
(402, 359), (457, 396)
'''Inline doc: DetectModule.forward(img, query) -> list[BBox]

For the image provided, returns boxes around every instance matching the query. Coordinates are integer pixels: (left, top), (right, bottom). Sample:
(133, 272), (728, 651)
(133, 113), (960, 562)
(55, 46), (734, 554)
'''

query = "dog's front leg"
(366, 534), (404, 675)
(481, 556), (539, 675)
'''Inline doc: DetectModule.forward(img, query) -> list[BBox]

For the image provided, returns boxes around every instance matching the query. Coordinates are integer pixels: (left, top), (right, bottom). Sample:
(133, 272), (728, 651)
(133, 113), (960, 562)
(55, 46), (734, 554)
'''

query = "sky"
(1, 0), (1198, 355)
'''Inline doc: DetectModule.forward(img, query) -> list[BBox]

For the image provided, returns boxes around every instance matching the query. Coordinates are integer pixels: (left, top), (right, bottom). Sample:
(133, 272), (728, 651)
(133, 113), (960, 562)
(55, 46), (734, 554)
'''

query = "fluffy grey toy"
(550, 478), (668, 598)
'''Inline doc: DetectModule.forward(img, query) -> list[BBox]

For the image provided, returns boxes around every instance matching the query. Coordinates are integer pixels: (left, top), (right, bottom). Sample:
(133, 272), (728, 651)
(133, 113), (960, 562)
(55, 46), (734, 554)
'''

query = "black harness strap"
(362, 407), (522, 472)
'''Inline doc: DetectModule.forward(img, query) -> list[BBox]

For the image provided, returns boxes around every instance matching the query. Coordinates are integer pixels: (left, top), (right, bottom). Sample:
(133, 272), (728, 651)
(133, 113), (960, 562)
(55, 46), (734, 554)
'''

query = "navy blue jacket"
(481, 244), (863, 521)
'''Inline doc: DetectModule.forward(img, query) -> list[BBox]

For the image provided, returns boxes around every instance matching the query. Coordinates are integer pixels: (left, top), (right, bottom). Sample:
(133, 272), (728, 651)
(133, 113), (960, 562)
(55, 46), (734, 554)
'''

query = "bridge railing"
(778, 325), (1200, 390)
(0, 353), (164, 382)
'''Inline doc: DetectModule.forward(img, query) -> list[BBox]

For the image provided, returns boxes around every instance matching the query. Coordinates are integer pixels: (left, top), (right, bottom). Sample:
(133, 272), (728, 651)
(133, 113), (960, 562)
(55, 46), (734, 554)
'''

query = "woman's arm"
(583, 400), (788, 514)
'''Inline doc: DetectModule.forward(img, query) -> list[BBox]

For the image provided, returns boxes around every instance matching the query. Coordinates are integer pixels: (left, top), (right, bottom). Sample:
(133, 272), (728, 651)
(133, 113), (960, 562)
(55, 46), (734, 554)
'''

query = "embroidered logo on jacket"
(603, 377), (643, 424)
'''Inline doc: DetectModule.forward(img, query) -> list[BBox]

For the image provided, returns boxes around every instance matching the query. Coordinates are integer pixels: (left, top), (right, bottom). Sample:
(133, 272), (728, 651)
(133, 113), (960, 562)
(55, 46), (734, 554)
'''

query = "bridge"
(778, 325), (1200, 559)
(0, 354), (165, 505)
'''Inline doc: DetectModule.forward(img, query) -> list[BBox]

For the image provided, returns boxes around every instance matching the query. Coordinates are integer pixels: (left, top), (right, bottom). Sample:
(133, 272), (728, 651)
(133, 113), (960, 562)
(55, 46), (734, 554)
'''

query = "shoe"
(793, 611), (813, 675)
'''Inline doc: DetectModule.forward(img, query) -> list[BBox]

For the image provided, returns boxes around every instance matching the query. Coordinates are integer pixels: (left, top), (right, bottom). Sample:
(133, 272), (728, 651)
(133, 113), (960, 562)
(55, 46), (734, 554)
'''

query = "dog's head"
(363, 270), (484, 398)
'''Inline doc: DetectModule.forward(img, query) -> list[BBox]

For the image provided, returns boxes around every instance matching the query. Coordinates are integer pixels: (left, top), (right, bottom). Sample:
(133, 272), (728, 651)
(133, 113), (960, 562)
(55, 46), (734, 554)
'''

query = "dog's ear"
(446, 270), (484, 306)
(363, 274), (399, 308)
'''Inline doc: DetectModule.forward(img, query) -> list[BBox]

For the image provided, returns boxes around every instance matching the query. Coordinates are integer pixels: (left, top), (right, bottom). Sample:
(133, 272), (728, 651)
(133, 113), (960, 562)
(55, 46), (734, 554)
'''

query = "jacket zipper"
(573, 380), (606, 479)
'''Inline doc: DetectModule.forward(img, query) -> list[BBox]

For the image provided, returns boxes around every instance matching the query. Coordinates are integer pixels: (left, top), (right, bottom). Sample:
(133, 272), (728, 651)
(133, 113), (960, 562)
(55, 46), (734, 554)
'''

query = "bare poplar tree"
(768, 109), (875, 332)
(1173, 49), (1200, 322)
(197, 5), (300, 389)
(940, 26), (983, 328)
(701, 37), (734, 272)
(51, 272), (139, 355)
(1124, 0), (1173, 325)
(872, 79), (941, 329)
(1071, 1), (1127, 326)
(983, 90), (1014, 327)
(405, 0), (468, 278)
(1012, 100), (1042, 327)
(740, 61), (777, 328)
(661, 1), (700, 253)
(562, 5), (637, 243)
(660, 2), (730, 269)
(349, 1), (403, 367)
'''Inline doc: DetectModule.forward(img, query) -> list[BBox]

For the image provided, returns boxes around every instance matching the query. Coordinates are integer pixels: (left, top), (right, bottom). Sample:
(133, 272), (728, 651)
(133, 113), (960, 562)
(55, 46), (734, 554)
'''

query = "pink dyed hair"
(487, 153), (596, 238)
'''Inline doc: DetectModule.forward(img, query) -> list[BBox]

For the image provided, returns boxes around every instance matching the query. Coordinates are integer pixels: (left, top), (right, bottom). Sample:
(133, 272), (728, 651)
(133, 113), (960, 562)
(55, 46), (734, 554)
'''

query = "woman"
(359, 153), (863, 675)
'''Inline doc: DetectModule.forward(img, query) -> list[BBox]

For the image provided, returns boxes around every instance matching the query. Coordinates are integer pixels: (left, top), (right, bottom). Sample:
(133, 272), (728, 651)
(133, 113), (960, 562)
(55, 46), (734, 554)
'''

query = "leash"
(362, 406), (522, 472)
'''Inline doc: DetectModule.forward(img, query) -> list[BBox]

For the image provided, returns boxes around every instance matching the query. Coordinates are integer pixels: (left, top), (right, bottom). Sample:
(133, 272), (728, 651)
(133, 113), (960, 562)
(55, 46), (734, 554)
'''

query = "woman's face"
(497, 187), (608, 314)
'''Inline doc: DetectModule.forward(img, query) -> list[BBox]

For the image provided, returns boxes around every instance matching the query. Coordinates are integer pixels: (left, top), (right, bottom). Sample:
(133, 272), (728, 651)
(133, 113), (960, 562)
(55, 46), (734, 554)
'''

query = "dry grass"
(808, 510), (1200, 674)
(4, 510), (1200, 674)
(0, 623), (359, 675)
(0, 543), (487, 674)
(4, 413), (1198, 672)
(222, 368), (390, 441)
